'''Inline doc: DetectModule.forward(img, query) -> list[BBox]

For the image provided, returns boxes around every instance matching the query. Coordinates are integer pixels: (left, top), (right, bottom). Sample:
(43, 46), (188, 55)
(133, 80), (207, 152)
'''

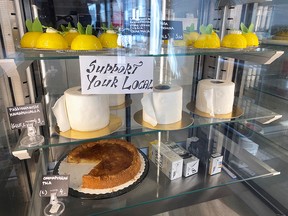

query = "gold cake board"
(134, 110), (194, 131)
(56, 114), (122, 139)
(186, 102), (243, 119)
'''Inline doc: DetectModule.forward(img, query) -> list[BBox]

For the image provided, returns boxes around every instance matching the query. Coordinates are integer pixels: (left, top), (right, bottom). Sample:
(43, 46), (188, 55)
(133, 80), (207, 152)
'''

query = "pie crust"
(67, 139), (141, 189)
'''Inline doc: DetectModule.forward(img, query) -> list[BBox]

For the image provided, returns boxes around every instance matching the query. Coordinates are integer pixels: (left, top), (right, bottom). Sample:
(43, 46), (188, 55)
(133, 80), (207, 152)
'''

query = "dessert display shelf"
(7, 46), (283, 64)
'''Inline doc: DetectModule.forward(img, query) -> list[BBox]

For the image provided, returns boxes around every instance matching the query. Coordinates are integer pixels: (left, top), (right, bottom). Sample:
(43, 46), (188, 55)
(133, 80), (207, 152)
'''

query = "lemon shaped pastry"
(185, 32), (200, 46)
(21, 32), (43, 48)
(194, 24), (220, 48)
(221, 30), (247, 49)
(241, 23), (259, 47)
(99, 30), (118, 48)
(63, 29), (79, 47)
(71, 35), (102, 50)
(71, 23), (102, 50)
(194, 32), (220, 48)
(36, 28), (68, 50)
(20, 18), (43, 48)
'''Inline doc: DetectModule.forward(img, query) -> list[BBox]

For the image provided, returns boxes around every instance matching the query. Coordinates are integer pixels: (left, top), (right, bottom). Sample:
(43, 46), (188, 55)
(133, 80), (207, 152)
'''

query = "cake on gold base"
(67, 139), (141, 189)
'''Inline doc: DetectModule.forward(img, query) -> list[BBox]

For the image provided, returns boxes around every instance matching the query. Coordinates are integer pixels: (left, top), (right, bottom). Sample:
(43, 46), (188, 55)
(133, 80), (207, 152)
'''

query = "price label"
(161, 20), (183, 40)
(39, 175), (69, 197)
(7, 103), (45, 130)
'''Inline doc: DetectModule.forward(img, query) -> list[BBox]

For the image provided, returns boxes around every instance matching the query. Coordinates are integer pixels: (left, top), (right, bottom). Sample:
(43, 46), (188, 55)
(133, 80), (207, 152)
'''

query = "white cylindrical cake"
(65, 86), (110, 131)
(109, 94), (125, 107)
(195, 79), (235, 116)
(141, 85), (183, 126)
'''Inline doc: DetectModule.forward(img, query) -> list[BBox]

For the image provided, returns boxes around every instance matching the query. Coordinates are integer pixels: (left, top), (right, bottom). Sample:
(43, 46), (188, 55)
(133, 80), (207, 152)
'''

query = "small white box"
(167, 142), (199, 177)
(209, 153), (223, 175)
(183, 156), (199, 177)
(150, 143), (183, 180)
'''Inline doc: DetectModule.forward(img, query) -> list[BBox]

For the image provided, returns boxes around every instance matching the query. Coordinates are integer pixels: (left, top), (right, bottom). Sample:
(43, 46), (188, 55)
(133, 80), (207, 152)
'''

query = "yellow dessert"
(36, 27), (68, 50)
(99, 30), (118, 48)
(173, 24), (199, 46)
(61, 23), (79, 47)
(71, 23), (102, 50)
(194, 24), (220, 48)
(20, 18), (43, 48)
(241, 23), (259, 47)
(221, 30), (247, 49)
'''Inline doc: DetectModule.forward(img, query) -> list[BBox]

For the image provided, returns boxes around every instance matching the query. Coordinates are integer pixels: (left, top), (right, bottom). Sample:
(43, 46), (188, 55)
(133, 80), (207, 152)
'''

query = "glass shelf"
(12, 95), (280, 153)
(28, 123), (280, 216)
(4, 45), (283, 64)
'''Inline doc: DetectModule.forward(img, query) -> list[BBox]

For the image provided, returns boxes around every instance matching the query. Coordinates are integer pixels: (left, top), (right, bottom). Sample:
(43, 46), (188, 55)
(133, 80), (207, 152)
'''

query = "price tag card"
(80, 56), (154, 94)
(7, 103), (45, 129)
(130, 17), (151, 35)
(161, 20), (183, 40)
(39, 175), (69, 197)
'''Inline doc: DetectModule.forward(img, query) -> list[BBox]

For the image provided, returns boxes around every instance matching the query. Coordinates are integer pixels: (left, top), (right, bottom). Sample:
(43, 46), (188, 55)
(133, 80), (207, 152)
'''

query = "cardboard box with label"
(150, 142), (183, 180)
(209, 153), (223, 175)
(167, 142), (199, 177)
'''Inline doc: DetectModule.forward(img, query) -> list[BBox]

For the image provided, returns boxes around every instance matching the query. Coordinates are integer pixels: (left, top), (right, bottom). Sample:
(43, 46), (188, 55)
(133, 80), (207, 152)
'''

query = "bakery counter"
(27, 125), (280, 216)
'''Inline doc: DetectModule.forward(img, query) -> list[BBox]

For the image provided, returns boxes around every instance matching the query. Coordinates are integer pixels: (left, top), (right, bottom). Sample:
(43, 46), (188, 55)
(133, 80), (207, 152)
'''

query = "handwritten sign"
(80, 56), (154, 94)
(7, 103), (45, 129)
(39, 175), (69, 197)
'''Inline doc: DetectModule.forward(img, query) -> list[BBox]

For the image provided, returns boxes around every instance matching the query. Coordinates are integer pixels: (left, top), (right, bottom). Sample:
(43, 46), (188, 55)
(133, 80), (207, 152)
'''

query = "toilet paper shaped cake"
(141, 85), (183, 126)
(195, 79), (235, 116)
(52, 86), (110, 132)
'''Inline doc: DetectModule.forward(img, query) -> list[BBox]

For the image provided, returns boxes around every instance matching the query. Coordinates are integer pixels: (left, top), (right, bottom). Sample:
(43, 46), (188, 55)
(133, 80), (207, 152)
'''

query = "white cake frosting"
(195, 79), (235, 116)
(109, 94), (125, 107)
(52, 86), (110, 132)
(141, 85), (183, 126)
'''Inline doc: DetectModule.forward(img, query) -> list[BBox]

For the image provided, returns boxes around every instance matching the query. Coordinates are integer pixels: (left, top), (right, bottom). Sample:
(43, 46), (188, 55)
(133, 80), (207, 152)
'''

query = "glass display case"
(0, 0), (288, 215)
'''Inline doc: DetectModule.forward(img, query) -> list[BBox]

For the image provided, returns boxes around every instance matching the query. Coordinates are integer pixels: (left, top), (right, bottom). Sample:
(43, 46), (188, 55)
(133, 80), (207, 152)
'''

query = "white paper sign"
(80, 56), (154, 94)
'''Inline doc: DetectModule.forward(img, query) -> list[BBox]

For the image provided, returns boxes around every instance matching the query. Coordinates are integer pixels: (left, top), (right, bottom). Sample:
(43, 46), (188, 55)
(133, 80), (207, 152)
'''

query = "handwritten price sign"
(80, 56), (154, 94)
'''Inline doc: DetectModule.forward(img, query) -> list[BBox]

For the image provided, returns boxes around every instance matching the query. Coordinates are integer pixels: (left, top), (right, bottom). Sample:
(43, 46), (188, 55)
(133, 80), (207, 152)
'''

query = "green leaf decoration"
(60, 24), (67, 32)
(200, 25), (206, 34)
(248, 23), (254, 33)
(61, 23), (73, 32)
(86, 25), (93, 35)
(241, 23), (249, 33)
(67, 22), (72, 30)
(200, 24), (213, 34)
(184, 23), (195, 33)
(241, 23), (255, 33)
(77, 22), (85, 34)
(25, 19), (33, 32)
(31, 18), (43, 32)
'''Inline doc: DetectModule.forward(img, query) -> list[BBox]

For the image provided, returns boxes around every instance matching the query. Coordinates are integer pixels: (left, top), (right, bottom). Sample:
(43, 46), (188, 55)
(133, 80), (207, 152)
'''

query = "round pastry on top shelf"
(20, 18), (43, 48)
(35, 27), (68, 50)
(194, 24), (220, 49)
(221, 30), (247, 49)
(71, 23), (102, 50)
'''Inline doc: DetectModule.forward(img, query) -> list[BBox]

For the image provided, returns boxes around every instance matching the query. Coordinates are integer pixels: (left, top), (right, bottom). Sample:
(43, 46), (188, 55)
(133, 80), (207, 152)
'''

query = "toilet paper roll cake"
(141, 85), (183, 126)
(195, 79), (235, 116)
(53, 86), (110, 132)
(65, 87), (109, 131)
(109, 94), (125, 107)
